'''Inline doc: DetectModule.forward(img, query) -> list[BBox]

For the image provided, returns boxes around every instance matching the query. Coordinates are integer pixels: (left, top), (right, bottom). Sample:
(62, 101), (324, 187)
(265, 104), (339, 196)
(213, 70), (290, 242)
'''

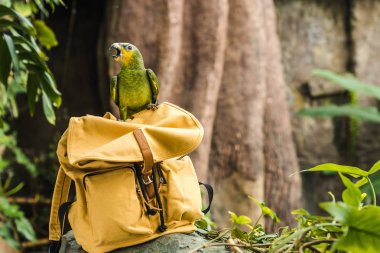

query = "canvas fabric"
(49, 102), (204, 253)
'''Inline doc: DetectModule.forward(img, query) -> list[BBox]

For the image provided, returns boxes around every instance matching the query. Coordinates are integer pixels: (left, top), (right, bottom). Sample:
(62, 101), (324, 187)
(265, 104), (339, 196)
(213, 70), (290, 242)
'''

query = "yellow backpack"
(48, 103), (212, 253)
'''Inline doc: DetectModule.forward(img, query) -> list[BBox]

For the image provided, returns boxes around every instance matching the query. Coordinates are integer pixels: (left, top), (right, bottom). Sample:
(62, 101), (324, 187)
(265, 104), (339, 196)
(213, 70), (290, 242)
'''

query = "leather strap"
(49, 167), (72, 241)
(133, 129), (155, 199)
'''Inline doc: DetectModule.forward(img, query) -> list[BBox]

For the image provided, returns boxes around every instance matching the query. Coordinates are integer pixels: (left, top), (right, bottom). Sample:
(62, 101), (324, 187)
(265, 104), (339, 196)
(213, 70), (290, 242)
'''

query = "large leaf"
(313, 69), (380, 101)
(298, 104), (380, 123)
(0, 34), (11, 86)
(320, 202), (380, 253)
(34, 20), (58, 49)
(41, 90), (56, 125)
(304, 163), (369, 177)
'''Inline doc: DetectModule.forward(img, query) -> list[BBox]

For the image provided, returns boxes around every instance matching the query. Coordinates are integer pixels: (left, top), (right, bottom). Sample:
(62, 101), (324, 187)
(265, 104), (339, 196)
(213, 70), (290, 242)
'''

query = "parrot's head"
(109, 42), (144, 69)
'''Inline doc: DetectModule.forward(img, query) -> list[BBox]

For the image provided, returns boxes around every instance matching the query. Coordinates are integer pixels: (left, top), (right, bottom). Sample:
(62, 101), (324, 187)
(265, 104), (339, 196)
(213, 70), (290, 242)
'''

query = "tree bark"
(275, 0), (349, 214)
(102, 0), (301, 227)
(352, 0), (380, 171)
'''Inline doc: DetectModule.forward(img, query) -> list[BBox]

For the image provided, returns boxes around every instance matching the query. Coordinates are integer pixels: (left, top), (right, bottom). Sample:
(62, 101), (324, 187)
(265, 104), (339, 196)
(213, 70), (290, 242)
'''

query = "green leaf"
(355, 177), (369, 188)
(12, 35), (43, 58)
(303, 163), (368, 177)
(40, 71), (61, 107)
(3, 33), (20, 73)
(291, 208), (310, 216)
(368, 160), (380, 175)
(4, 182), (23, 197)
(0, 34), (11, 86)
(42, 90), (56, 125)
(236, 215), (252, 225)
(298, 104), (380, 123)
(13, 2), (32, 17)
(195, 218), (208, 230)
(231, 228), (248, 241)
(0, 159), (10, 172)
(249, 196), (280, 223)
(229, 211), (252, 225)
(320, 202), (380, 253)
(11, 146), (37, 176)
(0, 4), (34, 32)
(313, 69), (380, 101)
(33, 20), (58, 49)
(0, 1), (11, 7)
(31, 0), (49, 17)
(15, 218), (36, 241)
(26, 63), (61, 107)
(26, 73), (38, 116)
(339, 173), (362, 207)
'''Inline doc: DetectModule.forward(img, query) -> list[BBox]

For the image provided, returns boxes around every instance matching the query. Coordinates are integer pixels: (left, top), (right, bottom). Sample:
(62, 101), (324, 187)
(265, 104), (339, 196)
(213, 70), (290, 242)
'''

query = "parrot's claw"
(147, 103), (159, 110)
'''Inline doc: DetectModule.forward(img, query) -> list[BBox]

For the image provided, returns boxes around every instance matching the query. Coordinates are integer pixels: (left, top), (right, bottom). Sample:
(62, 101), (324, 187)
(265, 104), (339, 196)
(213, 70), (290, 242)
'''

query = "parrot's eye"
(127, 45), (133, 50)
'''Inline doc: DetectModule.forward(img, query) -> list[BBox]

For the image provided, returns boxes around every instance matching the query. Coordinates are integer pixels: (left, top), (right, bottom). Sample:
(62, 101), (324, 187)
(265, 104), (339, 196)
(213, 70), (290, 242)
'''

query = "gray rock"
(59, 231), (232, 253)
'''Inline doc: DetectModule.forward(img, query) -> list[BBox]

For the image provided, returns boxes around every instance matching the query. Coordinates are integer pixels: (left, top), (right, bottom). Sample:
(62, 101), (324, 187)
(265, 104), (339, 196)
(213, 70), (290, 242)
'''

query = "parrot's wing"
(111, 75), (119, 105)
(146, 69), (159, 104)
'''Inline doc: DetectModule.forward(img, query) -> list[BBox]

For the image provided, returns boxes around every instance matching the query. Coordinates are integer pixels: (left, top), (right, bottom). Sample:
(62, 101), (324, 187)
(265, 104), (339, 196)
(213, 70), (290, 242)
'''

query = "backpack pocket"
(84, 168), (153, 245)
(159, 156), (203, 225)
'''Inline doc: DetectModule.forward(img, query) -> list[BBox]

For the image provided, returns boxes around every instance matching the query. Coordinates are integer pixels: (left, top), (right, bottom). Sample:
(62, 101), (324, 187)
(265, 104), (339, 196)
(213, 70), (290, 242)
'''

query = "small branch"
(207, 243), (247, 248)
(189, 242), (271, 253)
(188, 229), (231, 253)
(22, 238), (50, 248)
(299, 239), (335, 253)
(227, 237), (243, 253)
(8, 197), (51, 205)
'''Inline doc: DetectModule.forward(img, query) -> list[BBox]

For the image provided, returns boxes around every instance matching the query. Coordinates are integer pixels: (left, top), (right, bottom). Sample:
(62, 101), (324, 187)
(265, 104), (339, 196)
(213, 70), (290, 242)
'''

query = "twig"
(299, 239), (335, 253)
(191, 242), (271, 252)
(22, 238), (50, 248)
(227, 237), (243, 253)
(8, 197), (51, 205)
(188, 229), (230, 253)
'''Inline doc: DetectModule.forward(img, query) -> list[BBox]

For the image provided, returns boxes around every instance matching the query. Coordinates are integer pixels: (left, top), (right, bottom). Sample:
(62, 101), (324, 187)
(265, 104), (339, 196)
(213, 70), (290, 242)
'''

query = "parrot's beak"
(109, 43), (122, 60)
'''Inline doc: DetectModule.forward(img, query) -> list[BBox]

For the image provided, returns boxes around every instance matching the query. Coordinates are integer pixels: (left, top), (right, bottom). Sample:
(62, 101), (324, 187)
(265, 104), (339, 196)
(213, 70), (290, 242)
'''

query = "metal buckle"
(143, 175), (153, 185)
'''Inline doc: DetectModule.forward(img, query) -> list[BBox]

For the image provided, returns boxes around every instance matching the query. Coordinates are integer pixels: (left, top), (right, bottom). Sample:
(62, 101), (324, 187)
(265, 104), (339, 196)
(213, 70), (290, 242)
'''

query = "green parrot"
(109, 42), (159, 120)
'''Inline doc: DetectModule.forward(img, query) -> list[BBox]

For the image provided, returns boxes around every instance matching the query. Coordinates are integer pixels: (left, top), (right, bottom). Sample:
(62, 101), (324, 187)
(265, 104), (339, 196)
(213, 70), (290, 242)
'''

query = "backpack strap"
(133, 129), (155, 199)
(49, 167), (72, 241)
(199, 182), (214, 214)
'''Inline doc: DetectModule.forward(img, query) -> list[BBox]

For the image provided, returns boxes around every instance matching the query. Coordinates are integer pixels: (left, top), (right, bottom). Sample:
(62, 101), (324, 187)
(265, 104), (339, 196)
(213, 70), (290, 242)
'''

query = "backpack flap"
(62, 102), (204, 168)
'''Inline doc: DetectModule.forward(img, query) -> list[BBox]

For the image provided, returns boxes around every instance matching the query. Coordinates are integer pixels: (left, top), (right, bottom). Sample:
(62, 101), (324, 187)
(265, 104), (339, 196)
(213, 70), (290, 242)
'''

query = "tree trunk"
(102, 0), (301, 227)
(352, 0), (380, 171)
(275, 0), (350, 214)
